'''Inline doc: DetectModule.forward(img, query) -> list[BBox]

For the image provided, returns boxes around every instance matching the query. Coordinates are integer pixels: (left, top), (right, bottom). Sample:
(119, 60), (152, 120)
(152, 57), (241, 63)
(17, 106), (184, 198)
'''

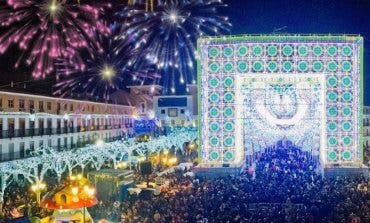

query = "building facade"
(0, 91), (135, 162)
(153, 85), (198, 127)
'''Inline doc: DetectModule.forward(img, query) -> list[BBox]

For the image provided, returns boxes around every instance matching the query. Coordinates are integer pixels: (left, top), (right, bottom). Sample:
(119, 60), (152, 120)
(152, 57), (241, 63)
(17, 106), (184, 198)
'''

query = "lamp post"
(71, 184), (95, 223)
(30, 181), (46, 205)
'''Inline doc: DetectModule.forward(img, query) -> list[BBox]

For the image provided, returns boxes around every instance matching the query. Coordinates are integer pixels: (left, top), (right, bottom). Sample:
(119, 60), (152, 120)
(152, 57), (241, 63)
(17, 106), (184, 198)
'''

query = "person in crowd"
(4, 144), (370, 223)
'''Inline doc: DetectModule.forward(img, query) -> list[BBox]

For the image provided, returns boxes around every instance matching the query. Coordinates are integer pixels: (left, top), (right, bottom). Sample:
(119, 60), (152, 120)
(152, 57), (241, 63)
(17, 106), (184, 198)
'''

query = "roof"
(0, 90), (133, 108)
(198, 34), (363, 44)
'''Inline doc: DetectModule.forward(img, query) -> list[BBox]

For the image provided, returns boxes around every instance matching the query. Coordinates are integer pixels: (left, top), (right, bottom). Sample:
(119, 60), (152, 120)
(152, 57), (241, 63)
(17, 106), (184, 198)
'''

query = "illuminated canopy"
(198, 35), (363, 167)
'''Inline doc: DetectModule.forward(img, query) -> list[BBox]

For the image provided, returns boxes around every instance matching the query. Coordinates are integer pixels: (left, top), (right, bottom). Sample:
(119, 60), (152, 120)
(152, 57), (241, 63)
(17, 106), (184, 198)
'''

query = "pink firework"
(0, 0), (111, 79)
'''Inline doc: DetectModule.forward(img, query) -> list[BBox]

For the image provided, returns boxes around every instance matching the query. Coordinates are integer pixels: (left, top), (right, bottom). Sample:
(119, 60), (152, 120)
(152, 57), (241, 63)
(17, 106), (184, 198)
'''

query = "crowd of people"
(2, 144), (370, 222)
(92, 146), (370, 223)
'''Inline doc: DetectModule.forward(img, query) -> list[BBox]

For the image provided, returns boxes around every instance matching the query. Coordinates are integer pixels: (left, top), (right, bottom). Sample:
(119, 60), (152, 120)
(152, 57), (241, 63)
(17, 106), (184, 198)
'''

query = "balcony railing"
(0, 124), (130, 139)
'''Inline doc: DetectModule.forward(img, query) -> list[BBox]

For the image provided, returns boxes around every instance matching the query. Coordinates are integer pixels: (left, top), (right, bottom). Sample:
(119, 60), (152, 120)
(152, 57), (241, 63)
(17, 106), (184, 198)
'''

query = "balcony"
(45, 128), (52, 135)
(15, 129), (26, 138)
(0, 124), (133, 140)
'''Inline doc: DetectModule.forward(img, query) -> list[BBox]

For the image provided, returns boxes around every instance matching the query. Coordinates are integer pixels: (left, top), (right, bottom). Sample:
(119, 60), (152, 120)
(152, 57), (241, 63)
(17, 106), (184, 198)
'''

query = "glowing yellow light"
(163, 149), (169, 155)
(85, 187), (95, 197)
(49, 4), (57, 12)
(169, 157), (177, 165)
(31, 181), (47, 192)
(71, 187), (79, 195)
(39, 183), (46, 190)
(47, 0), (61, 17)
(117, 161), (128, 169)
(96, 139), (105, 147)
(31, 185), (37, 192)
(100, 65), (116, 80)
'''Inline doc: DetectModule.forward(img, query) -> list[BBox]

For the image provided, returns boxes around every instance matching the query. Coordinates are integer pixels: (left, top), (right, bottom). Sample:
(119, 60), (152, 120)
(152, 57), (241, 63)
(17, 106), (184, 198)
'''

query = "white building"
(153, 84), (198, 127)
(0, 91), (136, 162)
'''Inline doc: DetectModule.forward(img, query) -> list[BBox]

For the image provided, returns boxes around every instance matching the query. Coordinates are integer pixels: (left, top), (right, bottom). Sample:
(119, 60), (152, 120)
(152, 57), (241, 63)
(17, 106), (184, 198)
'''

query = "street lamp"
(30, 181), (46, 205)
(95, 139), (104, 147)
(168, 157), (178, 166)
(71, 185), (96, 223)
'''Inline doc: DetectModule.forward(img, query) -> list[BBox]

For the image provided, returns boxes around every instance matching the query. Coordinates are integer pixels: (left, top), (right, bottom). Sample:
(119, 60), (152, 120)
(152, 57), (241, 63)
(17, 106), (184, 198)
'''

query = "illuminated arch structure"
(197, 35), (363, 170)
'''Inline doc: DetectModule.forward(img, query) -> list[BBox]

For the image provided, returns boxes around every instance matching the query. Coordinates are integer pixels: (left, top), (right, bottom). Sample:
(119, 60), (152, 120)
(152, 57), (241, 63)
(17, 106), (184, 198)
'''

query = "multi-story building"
(0, 91), (136, 162)
(153, 84), (198, 127)
(111, 85), (162, 118)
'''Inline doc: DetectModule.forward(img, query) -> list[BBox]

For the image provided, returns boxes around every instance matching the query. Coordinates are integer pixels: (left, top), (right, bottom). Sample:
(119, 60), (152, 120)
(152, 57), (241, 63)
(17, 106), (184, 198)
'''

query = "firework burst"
(117, 0), (231, 93)
(0, 0), (110, 79)
(53, 34), (158, 101)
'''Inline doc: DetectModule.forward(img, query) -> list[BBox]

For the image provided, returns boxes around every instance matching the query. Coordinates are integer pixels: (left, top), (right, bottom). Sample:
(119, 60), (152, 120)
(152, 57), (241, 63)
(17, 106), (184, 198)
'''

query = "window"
(141, 103), (145, 113)
(168, 108), (178, 117)
(180, 109), (185, 114)
(20, 142), (25, 158)
(57, 103), (61, 111)
(39, 101), (44, 111)
(47, 102), (51, 110)
(161, 109), (166, 114)
(29, 141), (34, 151)
(92, 106), (94, 112)
(0, 98), (2, 108)
(70, 104), (73, 111)
(19, 99), (25, 109)
(158, 97), (187, 107)
(8, 143), (14, 160)
(29, 100), (34, 110)
(8, 99), (14, 108)
(63, 103), (67, 110)
(171, 120), (175, 125)
(39, 140), (43, 147)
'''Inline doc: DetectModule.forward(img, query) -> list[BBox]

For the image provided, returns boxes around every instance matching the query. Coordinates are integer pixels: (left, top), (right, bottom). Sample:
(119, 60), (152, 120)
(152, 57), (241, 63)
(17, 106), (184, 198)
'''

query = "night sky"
(0, 0), (369, 104)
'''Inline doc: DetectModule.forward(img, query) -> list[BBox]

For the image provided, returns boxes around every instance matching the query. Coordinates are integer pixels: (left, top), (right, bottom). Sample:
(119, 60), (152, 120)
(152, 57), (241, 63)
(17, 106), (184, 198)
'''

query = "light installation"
(0, 127), (197, 203)
(198, 35), (363, 167)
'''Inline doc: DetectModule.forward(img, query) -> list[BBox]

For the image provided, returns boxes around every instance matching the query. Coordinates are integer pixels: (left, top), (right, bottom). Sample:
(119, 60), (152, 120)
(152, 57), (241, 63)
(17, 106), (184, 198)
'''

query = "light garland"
(0, 127), (197, 203)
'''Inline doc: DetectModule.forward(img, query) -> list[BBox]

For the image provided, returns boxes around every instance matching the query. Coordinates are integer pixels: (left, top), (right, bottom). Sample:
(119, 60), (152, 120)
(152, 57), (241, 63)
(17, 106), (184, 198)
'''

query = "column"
(25, 117), (30, 129)
(43, 117), (48, 135)
(52, 117), (57, 134)
(25, 117), (30, 137)
(34, 117), (39, 136)
(43, 117), (48, 128)
(73, 116), (77, 133)
(2, 117), (8, 138)
(95, 117), (99, 130)
(14, 117), (19, 137)
(60, 119), (64, 134)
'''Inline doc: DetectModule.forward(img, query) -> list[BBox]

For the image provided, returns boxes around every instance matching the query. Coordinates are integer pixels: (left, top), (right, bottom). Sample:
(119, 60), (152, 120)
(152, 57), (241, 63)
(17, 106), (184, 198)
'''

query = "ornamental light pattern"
(198, 35), (363, 167)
